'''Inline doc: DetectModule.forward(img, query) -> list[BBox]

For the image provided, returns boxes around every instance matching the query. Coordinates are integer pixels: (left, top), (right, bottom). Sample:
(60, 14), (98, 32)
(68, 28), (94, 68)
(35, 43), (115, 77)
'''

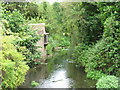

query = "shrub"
(59, 37), (70, 47)
(96, 75), (118, 88)
(87, 70), (107, 80)
(72, 43), (89, 65)
(1, 35), (29, 88)
(31, 81), (39, 87)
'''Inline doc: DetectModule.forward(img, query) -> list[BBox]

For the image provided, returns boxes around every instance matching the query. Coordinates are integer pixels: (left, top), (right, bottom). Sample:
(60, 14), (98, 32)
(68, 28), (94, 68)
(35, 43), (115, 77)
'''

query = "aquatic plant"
(31, 81), (39, 87)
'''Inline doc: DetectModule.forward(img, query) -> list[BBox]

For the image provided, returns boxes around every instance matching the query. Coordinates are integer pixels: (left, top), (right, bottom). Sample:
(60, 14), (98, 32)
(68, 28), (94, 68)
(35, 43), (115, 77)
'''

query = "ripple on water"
(37, 68), (72, 88)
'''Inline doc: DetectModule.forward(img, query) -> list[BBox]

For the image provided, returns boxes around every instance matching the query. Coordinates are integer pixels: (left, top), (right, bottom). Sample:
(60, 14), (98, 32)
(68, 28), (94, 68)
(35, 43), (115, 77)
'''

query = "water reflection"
(65, 63), (96, 88)
(20, 53), (96, 88)
(20, 65), (49, 88)
(38, 68), (72, 88)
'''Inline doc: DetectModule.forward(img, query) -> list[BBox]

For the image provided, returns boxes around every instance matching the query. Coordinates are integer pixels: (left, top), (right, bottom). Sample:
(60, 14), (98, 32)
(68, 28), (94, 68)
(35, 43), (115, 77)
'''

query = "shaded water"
(20, 52), (96, 88)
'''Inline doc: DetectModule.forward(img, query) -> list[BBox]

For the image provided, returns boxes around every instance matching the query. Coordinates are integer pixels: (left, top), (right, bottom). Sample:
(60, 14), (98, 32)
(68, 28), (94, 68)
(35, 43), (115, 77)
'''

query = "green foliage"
(1, 35), (29, 88)
(2, 2), (39, 19)
(2, 10), (41, 66)
(87, 71), (107, 80)
(27, 17), (46, 24)
(31, 81), (39, 87)
(0, 3), (41, 88)
(46, 36), (70, 55)
(71, 2), (120, 81)
(3, 10), (26, 33)
(63, 2), (102, 46)
(96, 75), (118, 88)
(46, 36), (58, 55)
(2, 2), (71, 55)
(0, 22), (3, 89)
(0, 11), (29, 88)
(59, 36), (70, 47)
(44, 2), (71, 54)
(72, 37), (119, 79)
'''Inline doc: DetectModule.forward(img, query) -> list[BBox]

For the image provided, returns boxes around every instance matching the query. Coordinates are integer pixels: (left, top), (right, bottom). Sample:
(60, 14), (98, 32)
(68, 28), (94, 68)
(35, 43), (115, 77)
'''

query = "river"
(20, 51), (96, 88)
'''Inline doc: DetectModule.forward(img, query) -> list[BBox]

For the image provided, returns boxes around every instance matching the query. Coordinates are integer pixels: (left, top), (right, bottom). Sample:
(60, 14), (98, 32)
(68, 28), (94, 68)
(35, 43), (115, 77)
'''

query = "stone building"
(29, 23), (49, 62)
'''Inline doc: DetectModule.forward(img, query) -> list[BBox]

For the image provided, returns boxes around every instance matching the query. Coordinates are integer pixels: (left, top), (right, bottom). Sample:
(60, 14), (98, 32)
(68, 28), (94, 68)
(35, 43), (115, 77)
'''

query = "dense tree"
(72, 2), (120, 79)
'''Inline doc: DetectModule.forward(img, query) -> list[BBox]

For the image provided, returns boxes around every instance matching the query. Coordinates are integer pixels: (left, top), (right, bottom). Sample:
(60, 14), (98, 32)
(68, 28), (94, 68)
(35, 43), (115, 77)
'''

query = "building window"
(44, 33), (49, 46)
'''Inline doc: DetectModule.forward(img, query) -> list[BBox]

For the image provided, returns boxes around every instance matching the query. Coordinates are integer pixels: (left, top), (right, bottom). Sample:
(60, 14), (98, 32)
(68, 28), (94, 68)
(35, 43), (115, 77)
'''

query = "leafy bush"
(59, 37), (70, 47)
(96, 75), (118, 88)
(2, 10), (26, 33)
(87, 71), (107, 80)
(72, 37), (119, 79)
(72, 44), (89, 65)
(1, 35), (29, 88)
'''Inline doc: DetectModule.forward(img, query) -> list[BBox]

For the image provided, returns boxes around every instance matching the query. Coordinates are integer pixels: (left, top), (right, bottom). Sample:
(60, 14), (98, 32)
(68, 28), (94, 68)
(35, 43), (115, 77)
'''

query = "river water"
(20, 52), (96, 88)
